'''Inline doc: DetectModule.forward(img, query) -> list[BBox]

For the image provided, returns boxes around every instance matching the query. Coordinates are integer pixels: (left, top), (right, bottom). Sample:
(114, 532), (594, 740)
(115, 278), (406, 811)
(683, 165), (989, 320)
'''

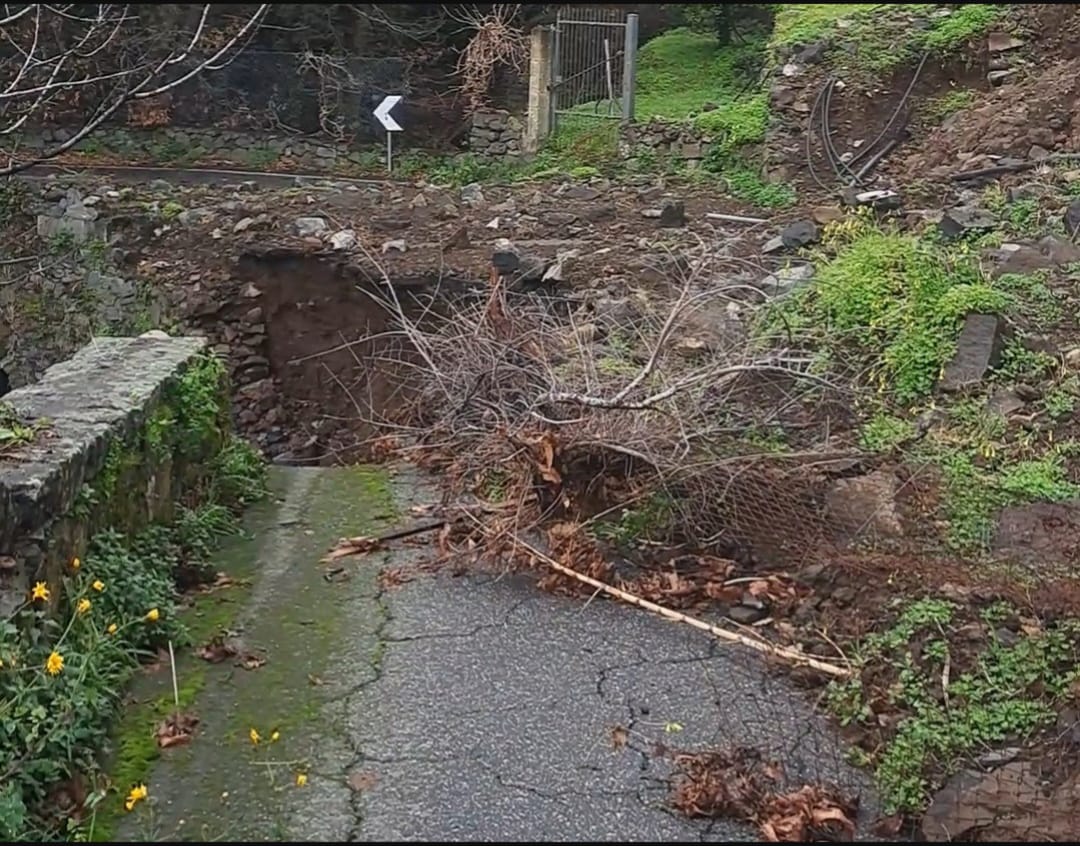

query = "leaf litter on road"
(194, 633), (266, 670)
(669, 747), (858, 842)
(604, 733), (858, 843)
(156, 711), (199, 748)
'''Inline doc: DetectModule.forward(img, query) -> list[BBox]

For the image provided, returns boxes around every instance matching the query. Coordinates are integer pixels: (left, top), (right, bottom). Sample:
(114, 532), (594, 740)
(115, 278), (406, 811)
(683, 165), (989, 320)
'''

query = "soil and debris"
(8, 5), (1080, 838)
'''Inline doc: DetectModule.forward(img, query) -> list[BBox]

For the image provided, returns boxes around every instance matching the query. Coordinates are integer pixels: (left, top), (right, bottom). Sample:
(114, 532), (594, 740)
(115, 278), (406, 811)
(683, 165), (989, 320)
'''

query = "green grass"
(920, 88), (976, 124)
(937, 447), (1080, 551)
(636, 28), (765, 123)
(770, 4), (1006, 75)
(772, 4), (893, 47)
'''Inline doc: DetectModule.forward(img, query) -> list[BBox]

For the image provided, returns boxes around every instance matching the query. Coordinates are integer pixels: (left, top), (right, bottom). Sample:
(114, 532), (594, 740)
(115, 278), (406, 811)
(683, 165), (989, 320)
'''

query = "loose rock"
(293, 216), (327, 237)
(940, 314), (1009, 391)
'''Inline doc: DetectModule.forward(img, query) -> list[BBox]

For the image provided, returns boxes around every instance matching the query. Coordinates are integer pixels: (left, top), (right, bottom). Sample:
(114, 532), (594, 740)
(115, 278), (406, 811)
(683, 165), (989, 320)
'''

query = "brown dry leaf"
(705, 582), (741, 603)
(409, 503), (437, 517)
(369, 435), (400, 461)
(437, 522), (453, 557)
(760, 785), (857, 842)
(156, 711), (199, 749)
(198, 572), (246, 593)
(535, 433), (562, 485)
(195, 636), (237, 664)
(610, 725), (629, 750)
(547, 521), (579, 540)
(747, 580), (772, 598)
(323, 535), (382, 562)
(871, 814), (903, 837)
(1019, 617), (1042, 637)
(142, 648), (170, 674)
(347, 771), (378, 792)
(378, 567), (417, 590)
(47, 773), (89, 819)
(237, 653), (266, 670)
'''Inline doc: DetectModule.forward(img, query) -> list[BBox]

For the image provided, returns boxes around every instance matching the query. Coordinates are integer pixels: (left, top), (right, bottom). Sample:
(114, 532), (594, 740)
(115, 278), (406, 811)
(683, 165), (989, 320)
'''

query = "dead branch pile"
(350, 240), (866, 565)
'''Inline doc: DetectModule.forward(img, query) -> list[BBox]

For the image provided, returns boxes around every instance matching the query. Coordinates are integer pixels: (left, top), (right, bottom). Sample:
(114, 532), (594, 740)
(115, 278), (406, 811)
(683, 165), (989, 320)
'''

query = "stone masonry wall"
(0, 335), (223, 617)
(20, 127), (385, 172)
(618, 119), (715, 169)
(468, 109), (525, 158)
(2, 186), (170, 391)
(23, 115), (528, 168)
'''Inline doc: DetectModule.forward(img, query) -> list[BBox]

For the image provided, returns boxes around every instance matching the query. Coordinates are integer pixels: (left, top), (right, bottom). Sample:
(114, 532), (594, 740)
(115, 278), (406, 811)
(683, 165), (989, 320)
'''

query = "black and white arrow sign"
(374, 95), (403, 132)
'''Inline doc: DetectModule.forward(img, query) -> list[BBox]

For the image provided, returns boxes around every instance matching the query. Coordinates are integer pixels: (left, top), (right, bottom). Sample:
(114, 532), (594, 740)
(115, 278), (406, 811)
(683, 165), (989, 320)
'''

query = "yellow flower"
(77, 598), (91, 615)
(270, 730), (280, 742)
(124, 783), (148, 812)
(71, 557), (81, 570)
(92, 580), (105, 592)
(295, 773), (308, 787)
(249, 728), (260, 745)
(31, 582), (50, 602)
(46, 651), (64, 675)
(145, 608), (160, 623)
(107, 623), (118, 635)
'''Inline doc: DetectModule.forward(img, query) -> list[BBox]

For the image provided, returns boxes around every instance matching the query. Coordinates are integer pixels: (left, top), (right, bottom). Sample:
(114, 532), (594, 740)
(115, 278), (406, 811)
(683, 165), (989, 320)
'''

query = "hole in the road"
(231, 251), (480, 465)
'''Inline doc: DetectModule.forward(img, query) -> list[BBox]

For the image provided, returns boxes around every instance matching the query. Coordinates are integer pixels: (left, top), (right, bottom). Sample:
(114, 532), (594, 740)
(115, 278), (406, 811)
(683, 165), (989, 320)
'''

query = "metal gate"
(550, 7), (638, 134)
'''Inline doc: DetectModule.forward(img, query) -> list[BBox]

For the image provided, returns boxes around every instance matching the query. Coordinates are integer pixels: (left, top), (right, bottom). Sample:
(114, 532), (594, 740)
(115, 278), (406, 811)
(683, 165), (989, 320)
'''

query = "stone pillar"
(524, 25), (554, 155)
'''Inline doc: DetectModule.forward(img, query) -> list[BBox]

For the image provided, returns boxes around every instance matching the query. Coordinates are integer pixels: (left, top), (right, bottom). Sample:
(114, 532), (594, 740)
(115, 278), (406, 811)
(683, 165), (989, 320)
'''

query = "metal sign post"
(374, 94), (403, 173)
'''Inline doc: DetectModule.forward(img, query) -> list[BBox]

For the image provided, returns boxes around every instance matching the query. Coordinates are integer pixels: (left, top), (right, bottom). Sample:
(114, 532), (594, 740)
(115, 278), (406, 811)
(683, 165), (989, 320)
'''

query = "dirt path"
(110, 465), (881, 842)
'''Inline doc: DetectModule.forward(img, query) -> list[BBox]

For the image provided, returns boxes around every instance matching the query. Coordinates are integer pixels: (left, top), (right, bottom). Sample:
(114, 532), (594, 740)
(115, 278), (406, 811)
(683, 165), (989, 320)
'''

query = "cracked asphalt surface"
(117, 466), (879, 842)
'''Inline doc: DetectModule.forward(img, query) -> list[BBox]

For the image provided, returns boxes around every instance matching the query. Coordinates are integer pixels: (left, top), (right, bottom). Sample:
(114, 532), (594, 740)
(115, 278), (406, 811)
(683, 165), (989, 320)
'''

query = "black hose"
(821, 77), (861, 185)
(848, 50), (930, 168)
(805, 78), (833, 193)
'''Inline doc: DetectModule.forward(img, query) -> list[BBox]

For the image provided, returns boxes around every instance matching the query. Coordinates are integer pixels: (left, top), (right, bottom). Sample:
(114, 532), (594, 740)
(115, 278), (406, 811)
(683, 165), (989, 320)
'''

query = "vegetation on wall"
(0, 353), (266, 841)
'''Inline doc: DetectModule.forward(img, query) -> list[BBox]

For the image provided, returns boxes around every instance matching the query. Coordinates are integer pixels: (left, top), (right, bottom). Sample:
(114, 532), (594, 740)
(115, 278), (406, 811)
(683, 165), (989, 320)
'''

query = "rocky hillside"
(765, 4), (1080, 200)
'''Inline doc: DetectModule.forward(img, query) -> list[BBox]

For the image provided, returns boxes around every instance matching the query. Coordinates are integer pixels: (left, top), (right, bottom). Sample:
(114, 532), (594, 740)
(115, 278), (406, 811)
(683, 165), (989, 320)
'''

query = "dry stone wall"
(468, 110), (525, 158)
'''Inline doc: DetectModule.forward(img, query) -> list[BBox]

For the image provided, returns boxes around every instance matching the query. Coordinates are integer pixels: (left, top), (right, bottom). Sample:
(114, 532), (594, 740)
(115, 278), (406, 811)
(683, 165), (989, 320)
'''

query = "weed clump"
(761, 216), (1008, 405)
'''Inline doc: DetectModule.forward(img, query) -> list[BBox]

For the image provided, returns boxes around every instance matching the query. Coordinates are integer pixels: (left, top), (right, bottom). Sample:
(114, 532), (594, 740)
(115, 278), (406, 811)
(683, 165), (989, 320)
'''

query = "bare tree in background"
(0, 3), (268, 175)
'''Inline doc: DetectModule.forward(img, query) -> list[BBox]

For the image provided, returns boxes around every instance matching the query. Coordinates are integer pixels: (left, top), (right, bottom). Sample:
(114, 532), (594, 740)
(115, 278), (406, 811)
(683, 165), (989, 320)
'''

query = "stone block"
(940, 313), (1009, 392)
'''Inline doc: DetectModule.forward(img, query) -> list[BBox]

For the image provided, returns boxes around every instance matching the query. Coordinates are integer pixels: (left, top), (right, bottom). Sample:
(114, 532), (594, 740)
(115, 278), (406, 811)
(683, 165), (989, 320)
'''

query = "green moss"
(90, 667), (207, 842)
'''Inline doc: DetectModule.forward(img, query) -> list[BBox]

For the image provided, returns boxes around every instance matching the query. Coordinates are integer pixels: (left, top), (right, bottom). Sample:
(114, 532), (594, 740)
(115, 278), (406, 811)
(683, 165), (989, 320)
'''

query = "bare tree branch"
(0, 3), (269, 175)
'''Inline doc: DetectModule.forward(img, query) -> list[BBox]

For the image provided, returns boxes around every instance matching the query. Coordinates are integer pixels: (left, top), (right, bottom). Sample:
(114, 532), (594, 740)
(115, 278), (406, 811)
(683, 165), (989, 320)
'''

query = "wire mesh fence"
(552, 5), (634, 128)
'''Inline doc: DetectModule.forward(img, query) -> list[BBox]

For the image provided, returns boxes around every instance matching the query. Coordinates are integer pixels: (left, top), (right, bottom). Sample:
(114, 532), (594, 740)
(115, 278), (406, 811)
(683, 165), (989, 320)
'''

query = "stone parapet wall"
(21, 127), (377, 171)
(0, 335), (224, 616)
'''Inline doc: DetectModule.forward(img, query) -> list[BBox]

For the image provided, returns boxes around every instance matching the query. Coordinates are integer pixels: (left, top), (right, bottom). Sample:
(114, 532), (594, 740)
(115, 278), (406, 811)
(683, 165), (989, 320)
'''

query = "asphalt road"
(16, 162), (401, 189)
(117, 466), (879, 842)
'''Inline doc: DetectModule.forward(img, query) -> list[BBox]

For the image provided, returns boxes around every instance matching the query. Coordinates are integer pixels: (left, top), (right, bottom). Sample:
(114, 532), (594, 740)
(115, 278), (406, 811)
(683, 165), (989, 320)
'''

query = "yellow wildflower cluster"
(249, 726), (282, 746)
(19, 561), (161, 683)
